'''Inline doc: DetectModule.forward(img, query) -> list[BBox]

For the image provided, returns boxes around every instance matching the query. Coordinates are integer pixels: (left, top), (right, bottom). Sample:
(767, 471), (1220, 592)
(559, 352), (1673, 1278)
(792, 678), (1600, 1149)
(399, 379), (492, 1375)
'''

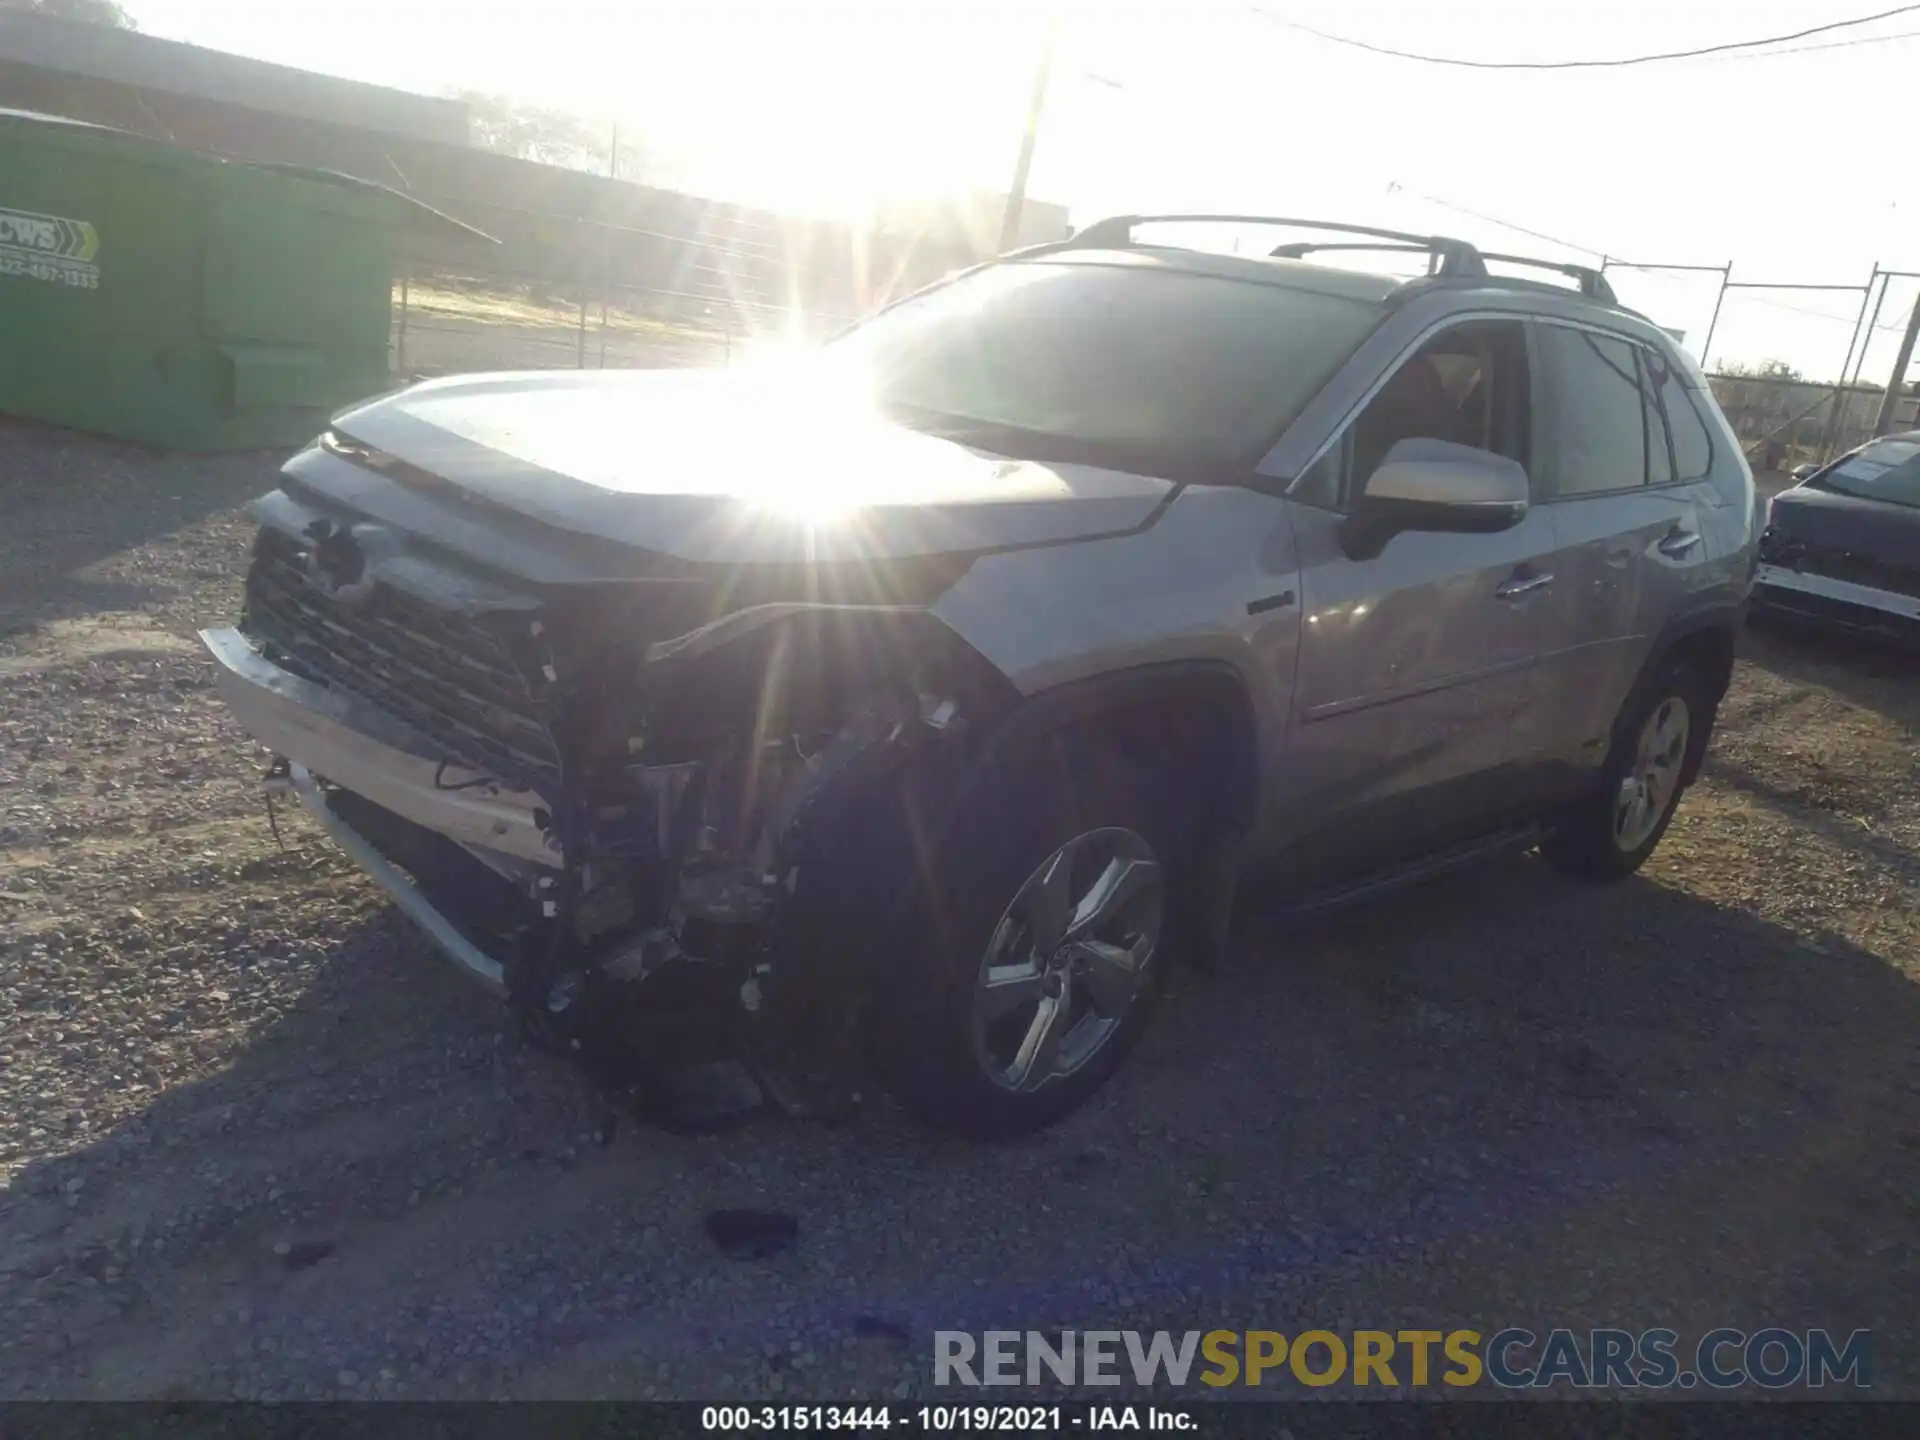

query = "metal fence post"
(1875, 282), (1920, 437)
(1698, 263), (1731, 372)
(597, 221), (612, 368)
(1842, 271), (1891, 445)
(395, 264), (410, 378)
(1817, 263), (1879, 462)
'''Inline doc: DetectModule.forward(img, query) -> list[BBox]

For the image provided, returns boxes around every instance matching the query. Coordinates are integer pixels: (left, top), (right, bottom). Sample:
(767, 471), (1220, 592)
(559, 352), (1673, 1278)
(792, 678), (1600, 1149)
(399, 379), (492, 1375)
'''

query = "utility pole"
(1873, 288), (1920, 437)
(998, 9), (1061, 254)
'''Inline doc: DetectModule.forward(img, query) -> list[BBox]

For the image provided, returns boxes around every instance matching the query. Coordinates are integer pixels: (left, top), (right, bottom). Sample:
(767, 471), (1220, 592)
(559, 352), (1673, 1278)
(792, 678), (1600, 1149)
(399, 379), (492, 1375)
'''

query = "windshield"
(1810, 437), (1920, 509)
(828, 259), (1385, 479)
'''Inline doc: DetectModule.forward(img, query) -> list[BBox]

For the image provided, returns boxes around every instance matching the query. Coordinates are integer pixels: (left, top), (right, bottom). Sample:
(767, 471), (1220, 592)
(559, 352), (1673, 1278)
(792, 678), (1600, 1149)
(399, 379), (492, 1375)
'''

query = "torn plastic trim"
(643, 602), (930, 667)
(285, 763), (509, 996)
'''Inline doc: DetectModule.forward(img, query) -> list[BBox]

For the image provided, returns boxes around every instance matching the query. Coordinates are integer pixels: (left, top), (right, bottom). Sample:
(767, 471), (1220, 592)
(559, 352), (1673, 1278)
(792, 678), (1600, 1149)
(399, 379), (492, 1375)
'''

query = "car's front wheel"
(882, 742), (1170, 1139)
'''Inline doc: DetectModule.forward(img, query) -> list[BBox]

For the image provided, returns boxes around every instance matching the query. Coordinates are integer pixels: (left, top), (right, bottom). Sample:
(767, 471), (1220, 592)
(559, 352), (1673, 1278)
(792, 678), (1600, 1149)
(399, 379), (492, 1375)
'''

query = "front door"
(1267, 318), (1557, 887)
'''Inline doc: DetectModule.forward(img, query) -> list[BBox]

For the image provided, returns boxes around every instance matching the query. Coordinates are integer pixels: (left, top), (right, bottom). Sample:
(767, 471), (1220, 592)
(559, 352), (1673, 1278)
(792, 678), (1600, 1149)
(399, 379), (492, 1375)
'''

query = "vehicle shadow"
(1706, 749), (1920, 888)
(1739, 620), (1920, 726)
(0, 416), (286, 638)
(9, 819), (1914, 1399)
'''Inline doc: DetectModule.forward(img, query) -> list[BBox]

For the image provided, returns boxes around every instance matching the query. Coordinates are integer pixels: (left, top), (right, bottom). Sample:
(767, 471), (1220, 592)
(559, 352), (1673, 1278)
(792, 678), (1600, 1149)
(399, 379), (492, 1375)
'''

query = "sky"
(122, 0), (1920, 380)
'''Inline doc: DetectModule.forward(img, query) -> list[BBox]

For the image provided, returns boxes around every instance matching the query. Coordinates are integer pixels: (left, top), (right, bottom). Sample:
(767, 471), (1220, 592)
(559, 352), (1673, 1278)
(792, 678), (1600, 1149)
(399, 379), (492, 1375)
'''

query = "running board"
(1260, 823), (1549, 920)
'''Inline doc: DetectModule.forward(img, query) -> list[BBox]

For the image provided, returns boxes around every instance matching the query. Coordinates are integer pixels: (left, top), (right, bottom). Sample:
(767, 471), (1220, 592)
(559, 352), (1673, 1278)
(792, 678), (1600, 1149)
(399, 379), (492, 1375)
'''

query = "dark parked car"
(1754, 432), (1920, 644)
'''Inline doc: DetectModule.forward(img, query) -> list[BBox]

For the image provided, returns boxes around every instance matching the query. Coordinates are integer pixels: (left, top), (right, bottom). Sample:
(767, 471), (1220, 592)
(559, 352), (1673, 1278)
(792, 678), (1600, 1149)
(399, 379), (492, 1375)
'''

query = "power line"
(1395, 187), (1914, 332)
(1250, 3), (1920, 70)
(1387, 185), (1602, 259)
(1691, 24), (1920, 60)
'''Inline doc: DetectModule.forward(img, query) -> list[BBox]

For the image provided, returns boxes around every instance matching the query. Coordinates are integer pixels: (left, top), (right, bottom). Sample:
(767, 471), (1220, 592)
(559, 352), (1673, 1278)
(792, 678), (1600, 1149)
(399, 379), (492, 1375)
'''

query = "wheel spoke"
(1614, 780), (1640, 838)
(1646, 766), (1674, 814)
(1635, 719), (1659, 769)
(1072, 937), (1147, 1014)
(1063, 856), (1159, 945)
(1003, 990), (1069, 1090)
(978, 963), (1046, 1021)
(1615, 697), (1692, 850)
(1022, 846), (1077, 953)
(970, 826), (1165, 1093)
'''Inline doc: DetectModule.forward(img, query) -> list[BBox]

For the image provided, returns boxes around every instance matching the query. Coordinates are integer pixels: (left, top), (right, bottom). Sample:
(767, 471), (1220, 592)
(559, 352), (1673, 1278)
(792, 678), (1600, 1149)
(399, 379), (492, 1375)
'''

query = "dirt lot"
(2, 417), (1917, 1401)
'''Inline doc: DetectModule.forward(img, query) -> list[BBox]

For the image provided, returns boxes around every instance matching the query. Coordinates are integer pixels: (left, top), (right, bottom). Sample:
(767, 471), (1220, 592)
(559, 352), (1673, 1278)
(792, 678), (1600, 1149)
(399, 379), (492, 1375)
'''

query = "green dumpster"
(0, 109), (490, 450)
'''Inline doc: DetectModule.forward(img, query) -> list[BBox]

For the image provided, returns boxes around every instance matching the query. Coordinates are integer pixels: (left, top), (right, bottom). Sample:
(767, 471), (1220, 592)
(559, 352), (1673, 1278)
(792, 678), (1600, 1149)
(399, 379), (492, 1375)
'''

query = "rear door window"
(1643, 345), (1715, 480)
(1638, 349), (1675, 486)
(1538, 324), (1652, 497)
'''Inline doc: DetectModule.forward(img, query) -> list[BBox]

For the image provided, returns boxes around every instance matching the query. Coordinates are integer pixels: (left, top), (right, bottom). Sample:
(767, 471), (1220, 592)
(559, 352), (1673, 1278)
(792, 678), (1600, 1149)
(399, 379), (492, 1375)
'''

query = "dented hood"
(324, 368), (1176, 565)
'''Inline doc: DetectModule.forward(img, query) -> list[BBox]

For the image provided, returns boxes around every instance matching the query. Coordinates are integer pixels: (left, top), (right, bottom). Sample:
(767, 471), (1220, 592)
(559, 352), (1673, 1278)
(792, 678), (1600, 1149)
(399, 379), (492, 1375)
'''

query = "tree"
(448, 90), (607, 172)
(0, 0), (137, 27)
(1716, 357), (1805, 382)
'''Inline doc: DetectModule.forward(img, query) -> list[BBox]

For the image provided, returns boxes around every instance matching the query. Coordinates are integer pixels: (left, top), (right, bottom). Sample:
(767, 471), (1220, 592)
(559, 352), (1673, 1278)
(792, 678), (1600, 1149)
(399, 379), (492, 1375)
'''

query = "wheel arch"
(1630, 606), (1740, 785)
(967, 659), (1263, 850)
(753, 657), (1263, 1046)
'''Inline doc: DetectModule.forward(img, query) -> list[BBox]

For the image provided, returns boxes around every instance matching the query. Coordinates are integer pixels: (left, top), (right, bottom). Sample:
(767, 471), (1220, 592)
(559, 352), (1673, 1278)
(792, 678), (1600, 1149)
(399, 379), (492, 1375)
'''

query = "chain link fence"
(383, 194), (1920, 469)
(384, 188), (981, 381)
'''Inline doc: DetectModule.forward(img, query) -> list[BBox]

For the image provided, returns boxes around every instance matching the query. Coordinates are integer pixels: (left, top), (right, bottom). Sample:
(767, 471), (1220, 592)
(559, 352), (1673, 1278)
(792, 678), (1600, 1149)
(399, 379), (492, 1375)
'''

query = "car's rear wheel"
(882, 742), (1170, 1139)
(1541, 661), (1709, 881)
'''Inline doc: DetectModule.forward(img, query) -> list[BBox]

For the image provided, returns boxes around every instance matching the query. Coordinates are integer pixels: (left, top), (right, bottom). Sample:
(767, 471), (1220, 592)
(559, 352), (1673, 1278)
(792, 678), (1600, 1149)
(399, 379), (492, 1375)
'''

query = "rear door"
(1523, 323), (1718, 790)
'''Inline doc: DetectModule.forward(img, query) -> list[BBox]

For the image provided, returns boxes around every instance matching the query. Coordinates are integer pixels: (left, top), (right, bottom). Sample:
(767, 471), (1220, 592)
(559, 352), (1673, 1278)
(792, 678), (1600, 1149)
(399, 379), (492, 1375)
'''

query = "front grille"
(1755, 586), (1920, 644)
(243, 528), (562, 791)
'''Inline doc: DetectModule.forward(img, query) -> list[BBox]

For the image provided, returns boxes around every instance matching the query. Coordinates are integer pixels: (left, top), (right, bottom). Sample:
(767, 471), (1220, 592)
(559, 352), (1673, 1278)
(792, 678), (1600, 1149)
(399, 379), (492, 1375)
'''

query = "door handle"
(1658, 528), (1703, 558)
(1496, 570), (1554, 599)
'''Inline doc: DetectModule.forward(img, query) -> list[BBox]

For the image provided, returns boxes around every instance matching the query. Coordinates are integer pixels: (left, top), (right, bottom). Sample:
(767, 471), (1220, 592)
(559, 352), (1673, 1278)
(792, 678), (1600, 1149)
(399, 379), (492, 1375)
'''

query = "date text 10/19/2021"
(703, 1407), (1191, 1431)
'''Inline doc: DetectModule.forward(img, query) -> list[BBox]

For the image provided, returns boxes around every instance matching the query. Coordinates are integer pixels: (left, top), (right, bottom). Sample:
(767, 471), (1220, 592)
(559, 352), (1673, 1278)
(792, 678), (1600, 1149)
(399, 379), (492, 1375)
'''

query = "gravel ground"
(2, 415), (1916, 1402)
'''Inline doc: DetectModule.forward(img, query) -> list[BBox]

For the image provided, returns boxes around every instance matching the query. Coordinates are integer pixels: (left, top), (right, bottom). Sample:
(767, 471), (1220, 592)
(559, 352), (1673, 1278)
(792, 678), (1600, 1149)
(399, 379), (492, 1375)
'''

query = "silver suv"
(200, 215), (1757, 1137)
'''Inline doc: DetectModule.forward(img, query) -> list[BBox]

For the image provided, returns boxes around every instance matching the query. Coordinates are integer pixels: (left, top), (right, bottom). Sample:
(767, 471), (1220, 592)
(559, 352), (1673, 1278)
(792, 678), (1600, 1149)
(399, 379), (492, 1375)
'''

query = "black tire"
(879, 736), (1174, 1140)
(1540, 660), (1713, 881)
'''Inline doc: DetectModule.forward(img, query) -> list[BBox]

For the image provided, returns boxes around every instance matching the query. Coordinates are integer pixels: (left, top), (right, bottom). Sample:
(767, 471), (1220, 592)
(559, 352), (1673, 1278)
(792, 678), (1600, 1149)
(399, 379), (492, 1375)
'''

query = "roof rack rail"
(1067, 214), (1488, 279)
(1267, 240), (1437, 262)
(1477, 252), (1616, 304)
(1067, 213), (1623, 307)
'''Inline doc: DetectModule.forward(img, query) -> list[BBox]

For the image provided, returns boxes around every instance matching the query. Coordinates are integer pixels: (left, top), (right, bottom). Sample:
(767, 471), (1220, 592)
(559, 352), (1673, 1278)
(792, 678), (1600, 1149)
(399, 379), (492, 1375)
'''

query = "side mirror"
(1790, 462), (1819, 483)
(1340, 438), (1530, 560)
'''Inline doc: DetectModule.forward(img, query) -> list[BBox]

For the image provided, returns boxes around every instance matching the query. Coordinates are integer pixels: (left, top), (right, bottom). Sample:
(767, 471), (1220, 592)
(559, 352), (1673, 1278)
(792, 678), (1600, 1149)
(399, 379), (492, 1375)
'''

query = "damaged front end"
(202, 492), (1016, 1118)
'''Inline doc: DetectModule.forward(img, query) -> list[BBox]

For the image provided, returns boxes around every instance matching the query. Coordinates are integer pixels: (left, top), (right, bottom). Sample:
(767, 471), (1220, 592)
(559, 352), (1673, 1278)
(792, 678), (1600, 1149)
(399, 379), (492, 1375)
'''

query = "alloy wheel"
(971, 827), (1164, 1093)
(1614, 695), (1691, 851)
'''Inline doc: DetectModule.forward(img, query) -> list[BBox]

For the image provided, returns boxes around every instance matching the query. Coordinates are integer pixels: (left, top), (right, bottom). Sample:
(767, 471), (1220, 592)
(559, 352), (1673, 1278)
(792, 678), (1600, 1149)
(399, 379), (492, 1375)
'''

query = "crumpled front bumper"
(198, 625), (555, 993)
(280, 761), (507, 995)
(1751, 564), (1920, 642)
